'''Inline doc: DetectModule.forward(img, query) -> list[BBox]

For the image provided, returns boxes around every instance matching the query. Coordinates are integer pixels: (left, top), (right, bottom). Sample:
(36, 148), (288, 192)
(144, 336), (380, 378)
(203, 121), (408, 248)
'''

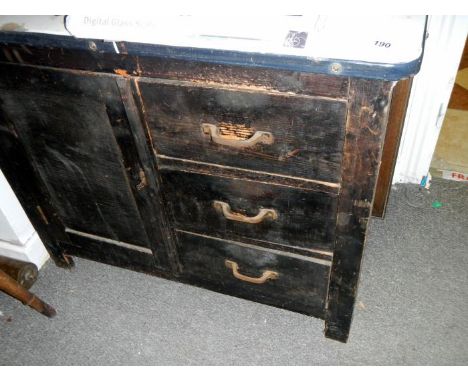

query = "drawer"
(137, 78), (347, 183)
(161, 170), (338, 252)
(177, 231), (331, 318)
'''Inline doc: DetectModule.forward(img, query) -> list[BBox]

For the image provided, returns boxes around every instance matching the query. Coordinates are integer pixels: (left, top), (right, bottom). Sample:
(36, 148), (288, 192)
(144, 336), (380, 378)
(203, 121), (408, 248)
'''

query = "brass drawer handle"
(213, 201), (278, 224)
(225, 260), (279, 284)
(201, 123), (274, 148)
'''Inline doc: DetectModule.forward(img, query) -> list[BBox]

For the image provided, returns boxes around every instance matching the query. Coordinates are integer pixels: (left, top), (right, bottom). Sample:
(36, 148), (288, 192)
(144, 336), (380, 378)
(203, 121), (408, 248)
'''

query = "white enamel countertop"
(0, 15), (426, 65)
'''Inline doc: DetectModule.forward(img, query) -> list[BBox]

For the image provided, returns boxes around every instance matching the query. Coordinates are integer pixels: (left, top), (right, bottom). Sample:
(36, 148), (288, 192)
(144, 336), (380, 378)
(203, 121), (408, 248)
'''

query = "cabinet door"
(0, 64), (171, 271)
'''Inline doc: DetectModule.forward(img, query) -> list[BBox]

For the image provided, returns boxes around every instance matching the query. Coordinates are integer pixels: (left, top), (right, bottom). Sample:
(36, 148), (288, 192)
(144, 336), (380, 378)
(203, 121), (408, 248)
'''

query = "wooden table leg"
(0, 268), (56, 318)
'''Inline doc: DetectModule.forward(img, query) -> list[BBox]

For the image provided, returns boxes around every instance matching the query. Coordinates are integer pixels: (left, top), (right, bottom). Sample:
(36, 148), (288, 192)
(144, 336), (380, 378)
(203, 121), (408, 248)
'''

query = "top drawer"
(137, 78), (347, 183)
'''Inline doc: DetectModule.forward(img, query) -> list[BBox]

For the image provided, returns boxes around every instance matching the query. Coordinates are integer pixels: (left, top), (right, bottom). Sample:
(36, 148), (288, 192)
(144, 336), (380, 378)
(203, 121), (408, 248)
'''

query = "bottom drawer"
(177, 230), (331, 318)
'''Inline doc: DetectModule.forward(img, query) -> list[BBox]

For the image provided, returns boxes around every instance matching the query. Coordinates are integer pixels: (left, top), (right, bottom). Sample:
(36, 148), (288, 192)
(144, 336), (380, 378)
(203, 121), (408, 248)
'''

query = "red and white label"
(442, 170), (468, 183)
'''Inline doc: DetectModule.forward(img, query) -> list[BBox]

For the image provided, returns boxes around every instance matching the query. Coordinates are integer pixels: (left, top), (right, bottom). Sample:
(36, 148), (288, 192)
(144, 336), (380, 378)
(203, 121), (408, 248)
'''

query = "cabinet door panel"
(0, 64), (166, 268)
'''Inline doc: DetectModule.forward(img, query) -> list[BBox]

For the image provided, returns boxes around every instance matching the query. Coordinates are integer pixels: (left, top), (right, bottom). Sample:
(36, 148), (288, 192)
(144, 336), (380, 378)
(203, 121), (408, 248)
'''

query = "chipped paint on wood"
(114, 68), (129, 77)
(353, 199), (371, 208)
(136, 168), (147, 190)
(216, 121), (254, 140)
(336, 212), (351, 227)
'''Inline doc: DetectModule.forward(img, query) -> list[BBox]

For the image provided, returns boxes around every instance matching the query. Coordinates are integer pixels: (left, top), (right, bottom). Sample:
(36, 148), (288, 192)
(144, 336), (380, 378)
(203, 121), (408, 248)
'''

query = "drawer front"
(178, 231), (331, 318)
(161, 170), (338, 252)
(137, 79), (347, 183)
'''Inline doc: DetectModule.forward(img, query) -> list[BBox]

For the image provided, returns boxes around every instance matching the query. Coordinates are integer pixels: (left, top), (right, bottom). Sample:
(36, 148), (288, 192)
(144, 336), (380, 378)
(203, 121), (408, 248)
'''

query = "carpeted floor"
(0, 179), (467, 365)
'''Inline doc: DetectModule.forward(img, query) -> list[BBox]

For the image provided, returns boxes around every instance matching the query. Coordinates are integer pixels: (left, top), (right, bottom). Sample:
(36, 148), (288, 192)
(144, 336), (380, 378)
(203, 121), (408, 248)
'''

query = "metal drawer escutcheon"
(225, 260), (279, 284)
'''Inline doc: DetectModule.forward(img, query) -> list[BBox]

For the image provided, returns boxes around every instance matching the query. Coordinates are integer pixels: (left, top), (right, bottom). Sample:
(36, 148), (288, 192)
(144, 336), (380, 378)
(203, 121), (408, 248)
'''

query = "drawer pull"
(225, 260), (279, 284)
(201, 123), (274, 148)
(213, 201), (278, 224)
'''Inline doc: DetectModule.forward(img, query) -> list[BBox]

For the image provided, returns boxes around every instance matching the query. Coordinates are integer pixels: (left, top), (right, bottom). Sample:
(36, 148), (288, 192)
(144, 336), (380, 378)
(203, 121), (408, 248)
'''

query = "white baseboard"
(0, 232), (50, 269)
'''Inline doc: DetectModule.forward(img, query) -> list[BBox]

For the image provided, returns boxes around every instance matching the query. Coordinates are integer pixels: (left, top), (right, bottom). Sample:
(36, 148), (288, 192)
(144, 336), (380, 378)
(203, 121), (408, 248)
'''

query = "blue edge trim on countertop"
(0, 29), (425, 81)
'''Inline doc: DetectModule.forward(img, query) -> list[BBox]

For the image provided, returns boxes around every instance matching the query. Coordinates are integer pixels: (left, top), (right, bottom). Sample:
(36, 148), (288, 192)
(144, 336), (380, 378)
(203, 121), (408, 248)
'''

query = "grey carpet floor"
(0, 179), (467, 365)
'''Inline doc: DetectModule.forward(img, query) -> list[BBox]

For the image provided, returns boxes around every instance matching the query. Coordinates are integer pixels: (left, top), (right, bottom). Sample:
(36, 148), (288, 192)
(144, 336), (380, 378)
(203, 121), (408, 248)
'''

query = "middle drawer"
(160, 170), (338, 252)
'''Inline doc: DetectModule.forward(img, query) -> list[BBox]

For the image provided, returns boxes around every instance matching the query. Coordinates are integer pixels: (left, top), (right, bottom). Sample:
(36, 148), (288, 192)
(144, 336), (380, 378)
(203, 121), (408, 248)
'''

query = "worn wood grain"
(0, 63), (152, 247)
(60, 232), (157, 274)
(157, 155), (340, 195)
(138, 78), (347, 183)
(177, 230), (331, 318)
(161, 170), (338, 252)
(0, 43), (349, 98)
(325, 78), (395, 342)
(136, 55), (350, 98)
(114, 77), (177, 270)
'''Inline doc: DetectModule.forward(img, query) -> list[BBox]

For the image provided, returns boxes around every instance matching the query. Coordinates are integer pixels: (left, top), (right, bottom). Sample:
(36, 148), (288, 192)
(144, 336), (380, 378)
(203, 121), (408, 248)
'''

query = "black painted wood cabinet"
(0, 35), (411, 342)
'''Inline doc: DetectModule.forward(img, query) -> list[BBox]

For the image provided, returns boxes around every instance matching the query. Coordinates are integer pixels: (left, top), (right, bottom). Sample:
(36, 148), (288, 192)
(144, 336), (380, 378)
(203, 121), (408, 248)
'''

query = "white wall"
(393, 15), (468, 184)
(0, 170), (49, 268)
